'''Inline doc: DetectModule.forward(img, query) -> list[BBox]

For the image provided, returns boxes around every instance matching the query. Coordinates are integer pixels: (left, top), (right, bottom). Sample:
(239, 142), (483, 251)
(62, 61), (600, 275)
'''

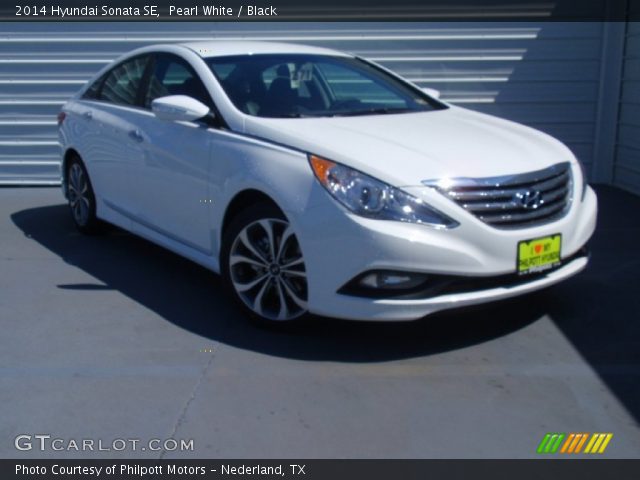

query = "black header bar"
(0, 0), (635, 22)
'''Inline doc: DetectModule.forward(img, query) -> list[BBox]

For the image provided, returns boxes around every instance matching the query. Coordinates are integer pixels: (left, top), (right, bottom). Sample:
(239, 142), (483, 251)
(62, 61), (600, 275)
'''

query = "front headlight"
(309, 155), (458, 229)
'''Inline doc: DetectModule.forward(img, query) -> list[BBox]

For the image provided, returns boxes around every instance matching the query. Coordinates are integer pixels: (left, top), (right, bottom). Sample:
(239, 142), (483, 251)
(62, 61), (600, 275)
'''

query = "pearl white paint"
(59, 42), (598, 321)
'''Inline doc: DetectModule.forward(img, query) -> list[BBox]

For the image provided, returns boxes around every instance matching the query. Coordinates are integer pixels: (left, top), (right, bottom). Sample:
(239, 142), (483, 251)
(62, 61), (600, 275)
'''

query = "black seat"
(264, 66), (297, 116)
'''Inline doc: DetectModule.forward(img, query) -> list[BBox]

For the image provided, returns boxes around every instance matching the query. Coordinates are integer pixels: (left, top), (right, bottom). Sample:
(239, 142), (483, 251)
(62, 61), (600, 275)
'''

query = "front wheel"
(221, 205), (309, 325)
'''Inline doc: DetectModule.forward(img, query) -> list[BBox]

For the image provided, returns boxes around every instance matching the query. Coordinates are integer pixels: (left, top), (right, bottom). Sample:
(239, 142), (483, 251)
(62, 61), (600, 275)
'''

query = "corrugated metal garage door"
(0, 22), (604, 185)
(615, 21), (640, 195)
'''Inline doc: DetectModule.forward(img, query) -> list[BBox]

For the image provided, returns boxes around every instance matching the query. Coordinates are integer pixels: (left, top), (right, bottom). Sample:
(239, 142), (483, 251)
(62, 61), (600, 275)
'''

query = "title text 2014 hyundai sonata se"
(58, 41), (597, 324)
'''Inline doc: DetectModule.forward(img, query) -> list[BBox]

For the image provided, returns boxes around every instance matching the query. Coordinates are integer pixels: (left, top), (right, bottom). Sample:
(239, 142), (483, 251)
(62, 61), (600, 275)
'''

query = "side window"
(144, 55), (211, 108)
(98, 56), (148, 106)
(82, 74), (105, 100)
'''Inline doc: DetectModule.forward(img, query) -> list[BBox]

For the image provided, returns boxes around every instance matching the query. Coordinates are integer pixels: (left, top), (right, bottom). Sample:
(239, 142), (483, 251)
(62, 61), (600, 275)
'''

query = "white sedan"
(58, 41), (597, 324)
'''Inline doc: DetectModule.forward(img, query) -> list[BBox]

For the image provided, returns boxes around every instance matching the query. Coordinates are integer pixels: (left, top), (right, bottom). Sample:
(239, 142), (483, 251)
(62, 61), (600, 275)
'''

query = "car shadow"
(11, 203), (546, 363)
(539, 186), (640, 423)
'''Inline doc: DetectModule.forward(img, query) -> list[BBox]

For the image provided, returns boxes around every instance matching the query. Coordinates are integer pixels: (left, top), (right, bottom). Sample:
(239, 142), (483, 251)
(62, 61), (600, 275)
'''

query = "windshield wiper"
(331, 107), (413, 117)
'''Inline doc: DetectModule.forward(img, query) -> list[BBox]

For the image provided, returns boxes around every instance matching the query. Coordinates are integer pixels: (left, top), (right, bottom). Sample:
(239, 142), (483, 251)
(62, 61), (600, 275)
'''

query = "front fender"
(209, 131), (316, 259)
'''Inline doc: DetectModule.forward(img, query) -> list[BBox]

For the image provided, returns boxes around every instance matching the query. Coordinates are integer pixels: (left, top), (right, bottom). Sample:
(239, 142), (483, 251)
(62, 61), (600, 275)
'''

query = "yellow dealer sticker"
(517, 234), (562, 275)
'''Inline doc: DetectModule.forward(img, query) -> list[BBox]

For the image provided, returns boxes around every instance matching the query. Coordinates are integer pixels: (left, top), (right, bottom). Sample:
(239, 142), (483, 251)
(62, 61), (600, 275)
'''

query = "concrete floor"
(0, 186), (639, 459)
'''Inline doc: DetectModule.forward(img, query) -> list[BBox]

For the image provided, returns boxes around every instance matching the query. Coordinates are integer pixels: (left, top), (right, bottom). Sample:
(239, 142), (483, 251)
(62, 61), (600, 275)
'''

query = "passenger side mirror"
(422, 87), (441, 99)
(151, 95), (211, 122)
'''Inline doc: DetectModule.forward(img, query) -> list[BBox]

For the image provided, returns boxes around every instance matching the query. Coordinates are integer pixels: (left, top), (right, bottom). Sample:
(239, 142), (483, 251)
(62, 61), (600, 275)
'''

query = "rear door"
(82, 55), (151, 215)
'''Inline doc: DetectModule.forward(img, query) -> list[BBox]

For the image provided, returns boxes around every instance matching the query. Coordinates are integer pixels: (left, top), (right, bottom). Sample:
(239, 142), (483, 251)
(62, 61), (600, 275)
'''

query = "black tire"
(66, 155), (102, 235)
(221, 203), (309, 327)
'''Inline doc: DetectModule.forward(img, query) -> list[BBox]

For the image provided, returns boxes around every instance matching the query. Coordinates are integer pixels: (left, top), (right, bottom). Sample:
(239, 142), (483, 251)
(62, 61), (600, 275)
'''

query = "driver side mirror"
(151, 95), (211, 122)
(422, 87), (441, 99)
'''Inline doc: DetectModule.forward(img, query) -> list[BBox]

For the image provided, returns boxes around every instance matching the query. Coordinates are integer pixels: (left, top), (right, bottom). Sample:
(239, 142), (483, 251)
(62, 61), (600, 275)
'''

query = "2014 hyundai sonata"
(58, 41), (597, 324)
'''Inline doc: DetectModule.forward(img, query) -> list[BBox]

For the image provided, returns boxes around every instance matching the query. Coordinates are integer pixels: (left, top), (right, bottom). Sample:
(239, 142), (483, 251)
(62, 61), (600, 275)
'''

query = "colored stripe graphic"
(537, 433), (565, 453)
(539, 433), (613, 454)
(584, 434), (600, 453)
(560, 433), (575, 453)
(537, 434), (552, 453)
(585, 433), (614, 454)
(563, 433), (583, 453)
(549, 433), (565, 453)
(568, 433), (582, 453)
(574, 433), (589, 453)
(597, 434), (613, 453)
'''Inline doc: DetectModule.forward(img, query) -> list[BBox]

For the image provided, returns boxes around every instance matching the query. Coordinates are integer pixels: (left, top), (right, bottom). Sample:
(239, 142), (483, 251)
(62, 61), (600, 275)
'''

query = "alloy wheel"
(229, 218), (308, 321)
(68, 162), (91, 226)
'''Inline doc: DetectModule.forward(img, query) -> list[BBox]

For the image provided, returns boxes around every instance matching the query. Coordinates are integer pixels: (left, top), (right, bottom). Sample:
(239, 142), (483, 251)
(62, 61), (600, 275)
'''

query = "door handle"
(128, 129), (144, 142)
(82, 111), (93, 120)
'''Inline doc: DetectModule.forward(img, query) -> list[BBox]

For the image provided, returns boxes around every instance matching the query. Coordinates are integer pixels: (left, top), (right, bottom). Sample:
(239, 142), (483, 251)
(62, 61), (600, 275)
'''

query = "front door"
(133, 54), (215, 254)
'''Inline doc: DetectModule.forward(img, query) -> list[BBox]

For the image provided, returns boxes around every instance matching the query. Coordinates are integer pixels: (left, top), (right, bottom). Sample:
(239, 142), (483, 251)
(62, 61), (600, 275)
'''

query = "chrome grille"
(426, 163), (573, 229)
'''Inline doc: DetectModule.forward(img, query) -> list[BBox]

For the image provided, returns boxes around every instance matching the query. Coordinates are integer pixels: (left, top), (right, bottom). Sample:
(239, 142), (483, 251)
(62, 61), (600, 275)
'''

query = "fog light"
(358, 271), (427, 290)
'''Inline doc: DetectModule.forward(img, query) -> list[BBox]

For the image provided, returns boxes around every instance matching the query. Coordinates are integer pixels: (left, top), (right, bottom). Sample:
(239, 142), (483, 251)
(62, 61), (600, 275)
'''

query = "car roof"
(181, 41), (352, 58)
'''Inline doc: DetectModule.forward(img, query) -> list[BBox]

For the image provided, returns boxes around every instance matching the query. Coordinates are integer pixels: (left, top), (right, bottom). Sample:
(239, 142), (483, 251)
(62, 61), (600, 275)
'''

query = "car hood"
(242, 105), (576, 187)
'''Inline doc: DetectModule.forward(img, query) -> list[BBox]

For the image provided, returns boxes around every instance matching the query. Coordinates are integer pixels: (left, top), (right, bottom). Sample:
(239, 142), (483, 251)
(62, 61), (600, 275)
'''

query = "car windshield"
(206, 54), (446, 118)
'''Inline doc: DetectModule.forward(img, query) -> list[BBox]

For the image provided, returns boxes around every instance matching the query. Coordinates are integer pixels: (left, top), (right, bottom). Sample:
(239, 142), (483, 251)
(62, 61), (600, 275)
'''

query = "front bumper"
(291, 184), (597, 321)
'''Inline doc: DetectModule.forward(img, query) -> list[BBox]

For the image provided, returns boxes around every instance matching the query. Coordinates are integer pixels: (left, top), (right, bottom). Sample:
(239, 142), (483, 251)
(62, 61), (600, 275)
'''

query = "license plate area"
(517, 234), (562, 276)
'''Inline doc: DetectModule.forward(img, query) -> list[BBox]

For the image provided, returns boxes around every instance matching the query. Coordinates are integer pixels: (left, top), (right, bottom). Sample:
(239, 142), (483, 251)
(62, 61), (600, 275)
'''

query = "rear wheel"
(221, 204), (308, 325)
(66, 156), (101, 234)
